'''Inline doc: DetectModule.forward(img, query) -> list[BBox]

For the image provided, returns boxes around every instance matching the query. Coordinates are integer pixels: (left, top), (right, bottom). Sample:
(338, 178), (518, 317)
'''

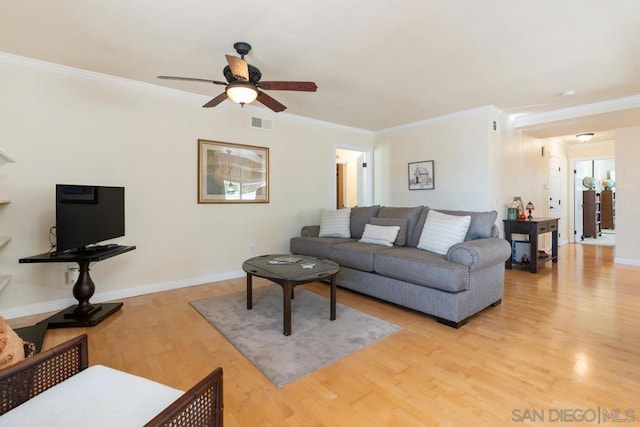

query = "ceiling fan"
(157, 42), (317, 112)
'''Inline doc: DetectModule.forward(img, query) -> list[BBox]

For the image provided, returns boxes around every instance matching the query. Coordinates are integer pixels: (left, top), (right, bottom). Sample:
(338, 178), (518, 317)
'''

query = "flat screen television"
(55, 184), (125, 253)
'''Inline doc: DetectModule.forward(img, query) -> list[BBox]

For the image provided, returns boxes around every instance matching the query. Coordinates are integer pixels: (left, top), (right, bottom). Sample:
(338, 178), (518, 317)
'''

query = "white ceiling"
(1, 0), (639, 137)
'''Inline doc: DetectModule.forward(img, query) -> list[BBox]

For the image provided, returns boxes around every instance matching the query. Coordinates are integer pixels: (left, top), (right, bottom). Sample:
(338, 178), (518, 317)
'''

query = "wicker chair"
(0, 334), (223, 426)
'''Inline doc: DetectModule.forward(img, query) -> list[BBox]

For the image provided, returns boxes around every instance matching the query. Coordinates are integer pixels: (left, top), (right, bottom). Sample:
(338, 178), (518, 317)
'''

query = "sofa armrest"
(447, 238), (511, 271)
(301, 225), (320, 237)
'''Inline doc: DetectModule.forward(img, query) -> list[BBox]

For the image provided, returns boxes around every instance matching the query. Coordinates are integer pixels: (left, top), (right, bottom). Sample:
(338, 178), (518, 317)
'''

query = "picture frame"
(197, 139), (269, 203)
(408, 160), (435, 190)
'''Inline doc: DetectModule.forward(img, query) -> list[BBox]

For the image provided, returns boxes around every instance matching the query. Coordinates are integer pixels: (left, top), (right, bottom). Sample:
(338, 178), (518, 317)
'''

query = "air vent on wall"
(251, 116), (273, 130)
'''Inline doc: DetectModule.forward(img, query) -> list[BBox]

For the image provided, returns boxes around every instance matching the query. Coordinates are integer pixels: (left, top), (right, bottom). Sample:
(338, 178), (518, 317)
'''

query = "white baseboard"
(0, 270), (245, 320)
(614, 257), (640, 267)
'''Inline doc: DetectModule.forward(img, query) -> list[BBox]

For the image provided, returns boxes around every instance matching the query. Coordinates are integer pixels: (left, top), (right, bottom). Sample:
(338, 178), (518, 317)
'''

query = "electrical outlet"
(67, 265), (79, 284)
(249, 243), (256, 254)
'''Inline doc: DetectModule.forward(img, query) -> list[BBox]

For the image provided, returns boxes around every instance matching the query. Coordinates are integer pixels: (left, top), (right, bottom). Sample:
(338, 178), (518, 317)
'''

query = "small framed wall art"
(408, 160), (435, 190)
(198, 139), (269, 203)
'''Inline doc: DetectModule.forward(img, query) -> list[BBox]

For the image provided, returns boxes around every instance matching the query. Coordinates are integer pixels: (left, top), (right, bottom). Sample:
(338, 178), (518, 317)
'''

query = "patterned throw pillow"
(359, 224), (401, 247)
(417, 210), (471, 255)
(369, 217), (409, 246)
(319, 208), (352, 238)
(0, 316), (26, 369)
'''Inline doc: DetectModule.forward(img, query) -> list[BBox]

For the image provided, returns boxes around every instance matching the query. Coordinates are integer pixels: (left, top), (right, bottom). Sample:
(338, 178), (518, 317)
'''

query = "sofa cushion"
(290, 236), (356, 259)
(319, 208), (351, 238)
(369, 217), (409, 246)
(417, 210), (471, 255)
(359, 224), (400, 247)
(411, 208), (498, 244)
(350, 205), (381, 238)
(374, 247), (469, 292)
(376, 206), (423, 246)
(438, 209), (498, 240)
(331, 242), (389, 272)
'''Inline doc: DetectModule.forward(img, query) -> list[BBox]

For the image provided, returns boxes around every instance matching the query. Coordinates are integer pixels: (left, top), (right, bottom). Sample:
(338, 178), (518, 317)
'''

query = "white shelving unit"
(0, 149), (15, 292)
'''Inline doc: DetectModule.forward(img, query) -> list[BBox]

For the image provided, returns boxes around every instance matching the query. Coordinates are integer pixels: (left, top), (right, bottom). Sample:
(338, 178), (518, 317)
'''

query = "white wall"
(0, 56), (373, 317)
(373, 108), (495, 210)
(614, 126), (640, 265)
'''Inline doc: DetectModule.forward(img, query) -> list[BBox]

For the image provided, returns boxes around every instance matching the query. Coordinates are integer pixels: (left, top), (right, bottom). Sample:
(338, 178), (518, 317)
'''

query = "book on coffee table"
(268, 256), (302, 265)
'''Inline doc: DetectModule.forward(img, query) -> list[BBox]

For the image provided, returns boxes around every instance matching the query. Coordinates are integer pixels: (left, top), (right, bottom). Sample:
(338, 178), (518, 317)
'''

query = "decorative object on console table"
(503, 217), (558, 273)
(408, 160), (434, 190)
(197, 139), (269, 204)
(512, 197), (525, 220)
(526, 201), (535, 220)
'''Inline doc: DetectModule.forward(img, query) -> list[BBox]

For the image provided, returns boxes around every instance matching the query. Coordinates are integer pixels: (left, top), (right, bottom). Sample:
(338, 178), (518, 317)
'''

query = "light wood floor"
(9, 243), (640, 426)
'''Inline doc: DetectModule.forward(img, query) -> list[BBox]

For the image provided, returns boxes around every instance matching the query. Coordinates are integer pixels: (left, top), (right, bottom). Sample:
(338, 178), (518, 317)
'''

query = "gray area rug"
(190, 286), (401, 387)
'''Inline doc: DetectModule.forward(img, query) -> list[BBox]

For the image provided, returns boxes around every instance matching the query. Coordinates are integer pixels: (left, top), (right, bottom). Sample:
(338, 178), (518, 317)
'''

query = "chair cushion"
(359, 224), (400, 247)
(0, 365), (183, 426)
(319, 208), (352, 238)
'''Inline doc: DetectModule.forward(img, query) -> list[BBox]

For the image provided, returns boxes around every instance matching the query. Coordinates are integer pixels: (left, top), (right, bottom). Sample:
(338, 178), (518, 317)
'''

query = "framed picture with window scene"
(408, 160), (435, 190)
(197, 139), (269, 203)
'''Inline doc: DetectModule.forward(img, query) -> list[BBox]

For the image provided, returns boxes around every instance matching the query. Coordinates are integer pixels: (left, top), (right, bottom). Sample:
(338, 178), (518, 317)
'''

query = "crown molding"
(375, 105), (499, 135)
(0, 52), (372, 136)
(511, 94), (640, 129)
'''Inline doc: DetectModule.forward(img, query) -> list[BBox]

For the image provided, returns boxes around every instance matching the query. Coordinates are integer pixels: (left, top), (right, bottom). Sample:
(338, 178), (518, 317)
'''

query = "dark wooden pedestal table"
(17, 245), (136, 350)
(242, 254), (340, 336)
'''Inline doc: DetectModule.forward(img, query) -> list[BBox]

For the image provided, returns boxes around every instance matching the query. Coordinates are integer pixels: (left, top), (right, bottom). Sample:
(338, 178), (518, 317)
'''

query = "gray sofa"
(290, 206), (511, 328)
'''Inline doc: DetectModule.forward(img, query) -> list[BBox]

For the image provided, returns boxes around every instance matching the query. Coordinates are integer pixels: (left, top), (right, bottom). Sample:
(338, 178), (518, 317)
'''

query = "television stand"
(18, 245), (136, 329)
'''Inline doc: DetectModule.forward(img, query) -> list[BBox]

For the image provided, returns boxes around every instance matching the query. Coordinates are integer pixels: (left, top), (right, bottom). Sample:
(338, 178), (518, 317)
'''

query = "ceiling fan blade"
(202, 92), (228, 108)
(256, 91), (286, 112)
(225, 55), (249, 82)
(157, 76), (227, 85)
(257, 81), (318, 92)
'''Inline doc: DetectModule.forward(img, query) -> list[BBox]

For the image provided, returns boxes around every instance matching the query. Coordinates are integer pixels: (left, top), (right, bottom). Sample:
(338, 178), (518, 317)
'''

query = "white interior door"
(549, 155), (561, 218)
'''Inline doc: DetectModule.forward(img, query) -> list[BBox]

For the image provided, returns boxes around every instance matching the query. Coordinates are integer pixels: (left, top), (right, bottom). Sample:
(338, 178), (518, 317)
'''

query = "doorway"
(336, 148), (373, 208)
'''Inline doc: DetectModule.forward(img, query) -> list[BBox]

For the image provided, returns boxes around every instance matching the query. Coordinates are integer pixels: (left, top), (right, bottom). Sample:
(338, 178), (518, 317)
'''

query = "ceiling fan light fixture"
(576, 133), (595, 143)
(226, 82), (258, 105)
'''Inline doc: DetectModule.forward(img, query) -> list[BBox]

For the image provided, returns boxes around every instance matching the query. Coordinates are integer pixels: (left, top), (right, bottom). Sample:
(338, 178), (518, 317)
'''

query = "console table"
(19, 245), (136, 329)
(503, 218), (558, 273)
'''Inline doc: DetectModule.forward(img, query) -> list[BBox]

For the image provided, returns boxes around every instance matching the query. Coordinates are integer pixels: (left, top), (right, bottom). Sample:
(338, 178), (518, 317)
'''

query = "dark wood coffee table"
(242, 254), (340, 336)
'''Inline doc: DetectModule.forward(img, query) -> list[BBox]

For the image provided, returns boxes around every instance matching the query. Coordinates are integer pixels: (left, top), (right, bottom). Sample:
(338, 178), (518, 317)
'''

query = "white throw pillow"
(319, 208), (352, 238)
(359, 223), (401, 247)
(417, 210), (471, 255)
